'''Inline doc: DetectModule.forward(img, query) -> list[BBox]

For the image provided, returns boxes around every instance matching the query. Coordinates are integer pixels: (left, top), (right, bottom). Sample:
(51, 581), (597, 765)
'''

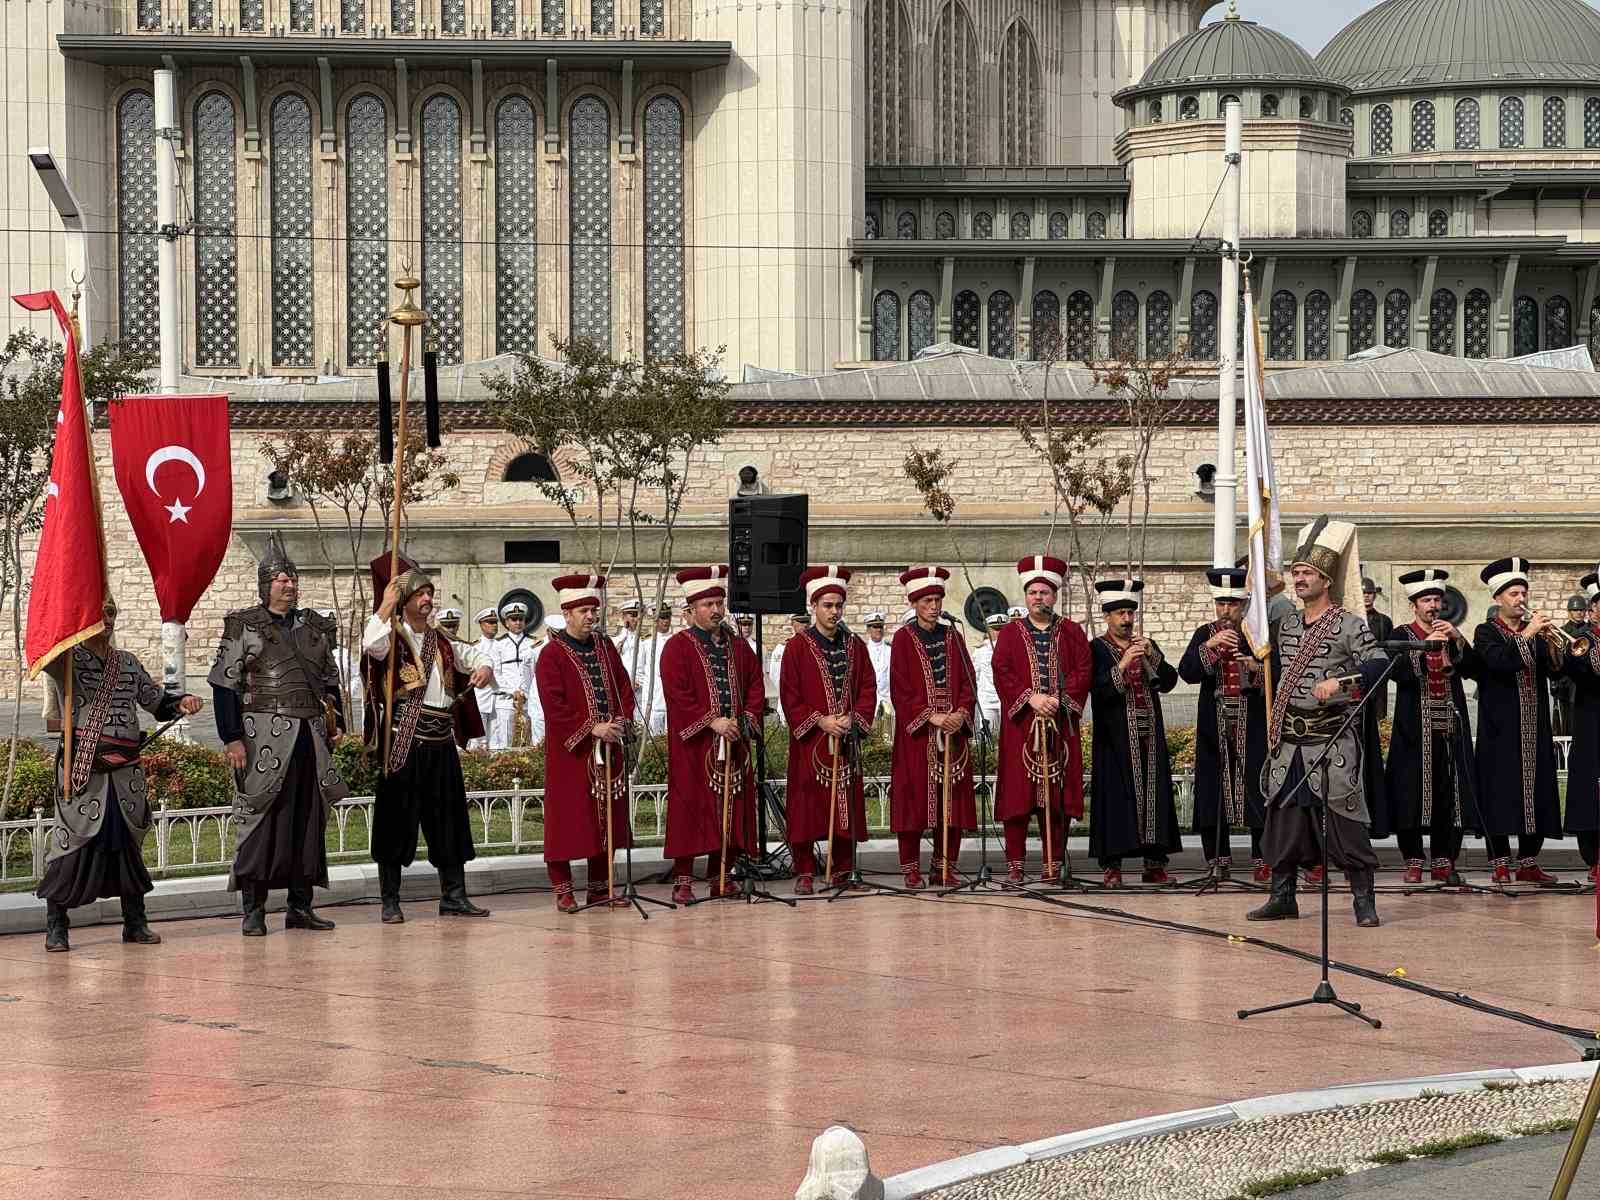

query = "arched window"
(569, 96), (611, 351)
(933, 2), (978, 164)
(1350, 289), (1377, 353)
(897, 210), (918, 239)
(1591, 300), (1600, 363)
(238, 0), (260, 30)
(1500, 96), (1524, 148)
(1352, 209), (1373, 238)
(1304, 290), (1331, 360)
(491, 0), (515, 33)
(1340, 106), (1355, 128)
(1299, 94), (1315, 120)
(1544, 96), (1566, 148)
(503, 452), (559, 482)
(866, 0), (911, 163)
(1010, 210), (1031, 239)
(1111, 290), (1138, 354)
(1261, 94), (1280, 117)
(935, 211), (956, 239)
(1383, 289), (1411, 348)
(342, 0), (364, 30)
(116, 90), (159, 357)
(639, 0), (662, 34)
(872, 290), (902, 361)
(1180, 96), (1200, 120)
(908, 290), (935, 356)
(1464, 288), (1492, 358)
(864, 212), (879, 239)
(542, 0), (563, 34)
(1429, 289), (1457, 355)
(495, 96), (538, 355)
(391, 0), (414, 33)
(1513, 295), (1538, 355)
(1145, 290), (1172, 356)
(1149, 99), (1163, 124)
(345, 96), (388, 367)
(191, 0), (213, 28)
(1455, 97), (1480, 149)
(952, 290), (980, 349)
(193, 92), (239, 368)
(1546, 296), (1573, 349)
(1048, 210), (1068, 239)
(139, 0), (160, 28)
(1429, 208), (1449, 237)
(1086, 212), (1107, 239)
(988, 291), (1015, 358)
(269, 94), (314, 369)
(1221, 94), (1240, 112)
(289, 0), (313, 28)
(1269, 290), (1297, 360)
(1587, 97), (1600, 148)
(1390, 209), (1411, 237)
(421, 94), (465, 363)
(1411, 100), (1435, 151)
(1065, 290), (1094, 360)
(1189, 290), (1217, 359)
(998, 21), (1042, 165)
(441, 0), (465, 32)
(1031, 290), (1060, 360)
(972, 211), (993, 238)
(1371, 103), (1393, 154)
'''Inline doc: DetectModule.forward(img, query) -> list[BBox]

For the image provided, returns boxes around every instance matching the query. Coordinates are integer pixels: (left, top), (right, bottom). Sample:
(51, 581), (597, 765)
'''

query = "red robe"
(992, 615), (1092, 821)
(535, 633), (636, 862)
(888, 622), (977, 833)
(660, 625), (765, 859)
(780, 627), (876, 844)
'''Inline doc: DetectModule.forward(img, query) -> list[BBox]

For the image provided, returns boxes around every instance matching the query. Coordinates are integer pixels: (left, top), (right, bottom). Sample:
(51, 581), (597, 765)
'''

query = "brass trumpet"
(1520, 605), (1593, 657)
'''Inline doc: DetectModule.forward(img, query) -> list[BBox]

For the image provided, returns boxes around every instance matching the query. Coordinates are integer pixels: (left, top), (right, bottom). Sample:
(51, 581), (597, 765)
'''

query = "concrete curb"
(880, 1061), (1599, 1200)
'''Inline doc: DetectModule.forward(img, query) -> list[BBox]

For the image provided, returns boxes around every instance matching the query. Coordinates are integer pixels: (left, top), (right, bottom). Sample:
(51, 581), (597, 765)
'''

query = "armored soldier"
(209, 535), (349, 937)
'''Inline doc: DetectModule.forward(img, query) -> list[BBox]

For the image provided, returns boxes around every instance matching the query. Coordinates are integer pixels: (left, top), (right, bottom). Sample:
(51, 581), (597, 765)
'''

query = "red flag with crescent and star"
(107, 394), (232, 624)
(12, 290), (110, 676)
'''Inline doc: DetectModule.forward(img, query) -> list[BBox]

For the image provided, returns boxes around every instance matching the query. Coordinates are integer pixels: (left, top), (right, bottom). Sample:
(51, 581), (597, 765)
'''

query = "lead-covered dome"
(1318, 0), (1600, 94)
(1116, 12), (1334, 102)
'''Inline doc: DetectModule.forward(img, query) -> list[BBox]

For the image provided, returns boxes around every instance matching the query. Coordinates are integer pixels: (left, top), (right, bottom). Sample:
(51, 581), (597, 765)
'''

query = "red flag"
(108, 394), (232, 624)
(12, 291), (109, 677)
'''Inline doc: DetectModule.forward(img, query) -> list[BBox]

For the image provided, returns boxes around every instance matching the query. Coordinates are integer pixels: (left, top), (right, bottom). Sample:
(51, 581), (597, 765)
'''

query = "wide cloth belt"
(243, 686), (321, 720)
(414, 706), (455, 744)
(90, 735), (142, 773)
(1422, 698), (1457, 734)
(1282, 710), (1344, 742)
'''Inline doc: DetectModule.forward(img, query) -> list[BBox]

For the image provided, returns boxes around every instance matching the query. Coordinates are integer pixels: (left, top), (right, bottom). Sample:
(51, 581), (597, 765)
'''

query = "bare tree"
(902, 446), (1000, 645)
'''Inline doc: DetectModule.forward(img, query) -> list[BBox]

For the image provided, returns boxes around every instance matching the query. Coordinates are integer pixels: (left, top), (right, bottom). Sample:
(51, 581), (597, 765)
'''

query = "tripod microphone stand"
(826, 728), (914, 902)
(1178, 705), (1266, 898)
(1237, 652), (1403, 1031)
(571, 741), (675, 920)
(940, 718), (1006, 895)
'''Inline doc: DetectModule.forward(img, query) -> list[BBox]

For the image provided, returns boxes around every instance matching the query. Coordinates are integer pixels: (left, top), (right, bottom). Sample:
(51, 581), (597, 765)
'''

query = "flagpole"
(1213, 97), (1243, 570)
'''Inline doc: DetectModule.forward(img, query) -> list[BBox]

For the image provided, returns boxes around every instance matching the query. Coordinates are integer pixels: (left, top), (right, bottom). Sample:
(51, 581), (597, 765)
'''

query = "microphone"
(1380, 638), (1437, 652)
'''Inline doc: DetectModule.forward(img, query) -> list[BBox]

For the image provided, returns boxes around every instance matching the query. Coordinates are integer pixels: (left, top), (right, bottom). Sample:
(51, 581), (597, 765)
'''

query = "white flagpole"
(1213, 98), (1243, 569)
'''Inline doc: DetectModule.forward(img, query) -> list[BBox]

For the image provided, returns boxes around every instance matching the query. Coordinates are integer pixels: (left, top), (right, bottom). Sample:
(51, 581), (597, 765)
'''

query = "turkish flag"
(12, 291), (109, 676)
(108, 394), (232, 624)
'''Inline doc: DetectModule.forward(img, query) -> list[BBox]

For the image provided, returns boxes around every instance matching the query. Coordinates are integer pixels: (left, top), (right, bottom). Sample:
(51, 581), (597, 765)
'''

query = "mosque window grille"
(1269, 290), (1297, 361)
(1499, 96), (1524, 149)
(972, 211), (992, 238)
(1303, 290), (1330, 360)
(1189, 290), (1217, 359)
(1545, 296), (1573, 350)
(1010, 209), (1031, 239)
(569, 95), (613, 352)
(1111, 290), (1138, 355)
(1390, 209), (1410, 238)
(1383, 289), (1411, 349)
(1544, 96), (1566, 148)
(269, 94), (315, 370)
(1428, 208), (1449, 238)
(1429, 289), (1457, 355)
(1411, 100), (1435, 151)
(192, 91), (239, 369)
(952, 290), (980, 349)
(642, 95), (686, 361)
(872, 290), (902, 361)
(1065, 290), (1094, 360)
(1144, 290), (1172, 357)
(116, 89), (159, 357)
(1455, 97), (1480, 149)
(935, 211), (956, 239)
(897, 210), (919, 239)
(1464, 288), (1492, 358)
(1031, 290), (1060, 360)
(345, 94), (389, 367)
(865, 0), (912, 163)
(987, 291), (1015, 358)
(908, 290), (935, 357)
(1371, 103), (1393, 155)
(421, 94), (466, 363)
(1350, 289), (1377, 353)
(1513, 295), (1538, 356)
(933, 2), (979, 164)
(494, 95), (538, 356)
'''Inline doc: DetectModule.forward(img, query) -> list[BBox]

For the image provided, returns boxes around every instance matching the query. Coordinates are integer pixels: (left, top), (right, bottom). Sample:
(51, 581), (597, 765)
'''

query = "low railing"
(1, 773), (1203, 889)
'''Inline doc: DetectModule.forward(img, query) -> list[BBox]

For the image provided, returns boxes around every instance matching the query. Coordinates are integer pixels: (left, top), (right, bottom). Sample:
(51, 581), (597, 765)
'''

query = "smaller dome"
(1115, 10), (1337, 104)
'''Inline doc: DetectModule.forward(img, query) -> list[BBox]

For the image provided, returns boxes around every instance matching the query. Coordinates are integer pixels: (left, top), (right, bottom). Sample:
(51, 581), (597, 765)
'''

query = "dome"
(1116, 10), (1334, 102)
(1318, 0), (1600, 94)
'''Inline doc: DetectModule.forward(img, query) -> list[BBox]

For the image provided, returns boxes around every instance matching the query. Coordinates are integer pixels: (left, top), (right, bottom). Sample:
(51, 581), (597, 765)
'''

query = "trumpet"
(1519, 605), (1593, 657)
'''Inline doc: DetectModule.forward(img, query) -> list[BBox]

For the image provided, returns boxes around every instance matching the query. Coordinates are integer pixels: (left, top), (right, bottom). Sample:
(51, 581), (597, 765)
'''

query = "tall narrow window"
(492, 0), (516, 32)
(1411, 100), (1435, 151)
(391, 0), (415, 33)
(442, 0), (466, 31)
(116, 90), (159, 357)
(138, 0), (160, 28)
(1383, 289), (1411, 348)
(873, 291), (902, 361)
(1190, 290), (1217, 359)
(1587, 97), (1600, 148)
(1270, 290), (1297, 360)
(897, 210), (919, 239)
(1304, 291), (1330, 360)
(290, 0), (313, 30)
(569, 96), (612, 351)
(643, 95), (686, 360)
(639, 0), (663, 34)
(1513, 295), (1538, 355)
(1544, 96), (1566, 148)
(495, 96), (538, 355)
(866, 0), (911, 163)
(1065, 290), (1094, 360)
(1429, 208), (1450, 237)
(345, 95), (388, 367)
(1390, 209), (1411, 237)
(1464, 289), (1491, 358)
(1010, 210), (1030, 239)
(933, 1), (978, 164)
(190, 0), (214, 28)
(421, 94), (465, 363)
(542, 0), (563, 34)
(1546, 296), (1573, 349)
(239, 0), (261, 30)
(1087, 212), (1107, 239)
(1032, 290), (1060, 359)
(1429, 289), (1457, 355)
(998, 20), (1042, 165)
(1111, 291), (1138, 354)
(865, 212), (879, 239)
(1299, 94), (1315, 120)
(1048, 211), (1067, 239)
(193, 92), (239, 368)
(1350, 289), (1377, 353)
(908, 290), (935, 357)
(1145, 291), (1171, 357)
(270, 94), (314, 369)
(1149, 100), (1163, 123)
(935, 211), (956, 239)
(1371, 103), (1393, 154)
(987, 291), (1014, 358)
(1500, 96), (1524, 148)
(952, 290), (980, 349)
(341, 0), (364, 31)
(1455, 97), (1480, 149)
(1339, 106), (1354, 128)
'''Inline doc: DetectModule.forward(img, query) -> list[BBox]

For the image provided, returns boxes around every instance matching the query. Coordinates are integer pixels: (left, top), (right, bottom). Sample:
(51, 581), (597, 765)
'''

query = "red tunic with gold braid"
(779, 626), (876, 844)
(536, 631), (636, 862)
(992, 615), (1092, 822)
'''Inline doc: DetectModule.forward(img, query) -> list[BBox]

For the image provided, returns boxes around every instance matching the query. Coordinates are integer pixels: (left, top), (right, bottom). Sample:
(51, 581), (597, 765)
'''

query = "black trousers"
(1485, 834), (1544, 862)
(1261, 747), (1379, 873)
(371, 740), (476, 870)
(1200, 827), (1264, 861)
(1397, 819), (1464, 863)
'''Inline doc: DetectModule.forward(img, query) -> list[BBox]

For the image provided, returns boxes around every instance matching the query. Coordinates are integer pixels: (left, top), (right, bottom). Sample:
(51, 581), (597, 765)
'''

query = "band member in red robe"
(780, 565), (876, 893)
(660, 565), (765, 904)
(889, 566), (977, 888)
(992, 554), (1092, 883)
(536, 574), (636, 912)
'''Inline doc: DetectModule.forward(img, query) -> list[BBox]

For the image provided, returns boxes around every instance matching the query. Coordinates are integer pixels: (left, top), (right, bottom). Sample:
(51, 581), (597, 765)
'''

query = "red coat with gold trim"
(888, 622), (977, 834)
(536, 632), (636, 862)
(780, 627), (876, 844)
(992, 615), (1092, 822)
(660, 625), (765, 858)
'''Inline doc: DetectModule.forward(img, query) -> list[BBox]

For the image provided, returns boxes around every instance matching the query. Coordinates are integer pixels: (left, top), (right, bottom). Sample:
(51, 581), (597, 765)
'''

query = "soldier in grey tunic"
(36, 599), (203, 952)
(1249, 518), (1390, 930)
(208, 535), (349, 936)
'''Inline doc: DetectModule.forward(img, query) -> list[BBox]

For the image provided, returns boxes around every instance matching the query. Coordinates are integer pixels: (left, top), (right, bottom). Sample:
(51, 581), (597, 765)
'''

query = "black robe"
(1472, 619), (1563, 838)
(1366, 609), (1395, 719)
(1560, 640), (1600, 836)
(1177, 623), (1266, 834)
(1383, 626), (1481, 834)
(1088, 636), (1182, 861)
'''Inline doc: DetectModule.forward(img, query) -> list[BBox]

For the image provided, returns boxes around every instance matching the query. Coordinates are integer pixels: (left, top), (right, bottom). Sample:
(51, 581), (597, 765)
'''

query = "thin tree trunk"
(5, 535), (25, 810)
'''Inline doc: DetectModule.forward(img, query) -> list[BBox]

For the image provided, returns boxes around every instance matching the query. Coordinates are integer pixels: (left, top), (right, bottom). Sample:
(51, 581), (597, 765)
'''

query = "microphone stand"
(1178, 650), (1267, 896)
(938, 631), (1003, 895)
(827, 724), (914, 902)
(1237, 650), (1404, 1031)
(572, 739), (675, 920)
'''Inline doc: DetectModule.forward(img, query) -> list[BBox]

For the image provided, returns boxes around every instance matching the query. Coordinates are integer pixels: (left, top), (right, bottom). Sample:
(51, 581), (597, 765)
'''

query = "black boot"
(285, 884), (336, 931)
(1350, 868), (1381, 928)
(44, 901), (70, 953)
(1246, 871), (1300, 921)
(241, 885), (268, 937)
(378, 863), (405, 924)
(121, 893), (161, 945)
(437, 866), (490, 917)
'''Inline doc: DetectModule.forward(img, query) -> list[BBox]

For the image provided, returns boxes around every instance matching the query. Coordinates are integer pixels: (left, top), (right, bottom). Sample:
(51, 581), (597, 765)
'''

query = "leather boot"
(285, 884), (336, 931)
(378, 863), (405, 924)
(1350, 868), (1381, 928)
(241, 886), (268, 937)
(438, 866), (490, 917)
(121, 893), (161, 945)
(44, 901), (70, 953)
(1246, 872), (1300, 921)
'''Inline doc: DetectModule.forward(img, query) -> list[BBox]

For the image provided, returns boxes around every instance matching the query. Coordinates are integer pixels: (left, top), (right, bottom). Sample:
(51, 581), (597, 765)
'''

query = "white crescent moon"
(144, 445), (206, 499)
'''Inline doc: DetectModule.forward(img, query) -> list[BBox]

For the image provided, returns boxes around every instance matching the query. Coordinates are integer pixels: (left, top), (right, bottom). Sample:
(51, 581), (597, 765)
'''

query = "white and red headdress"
(552, 573), (604, 611)
(899, 565), (950, 603)
(1017, 554), (1067, 593)
(801, 564), (851, 604)
(676, 565), (729, 605)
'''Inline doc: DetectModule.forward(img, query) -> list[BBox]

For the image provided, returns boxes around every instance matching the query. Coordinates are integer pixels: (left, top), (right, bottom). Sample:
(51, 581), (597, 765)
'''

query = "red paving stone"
(0, 882), (1594, 1199)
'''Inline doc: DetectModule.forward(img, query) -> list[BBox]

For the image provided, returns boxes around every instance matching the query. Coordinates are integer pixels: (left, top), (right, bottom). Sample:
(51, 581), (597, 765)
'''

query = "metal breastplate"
(241, 620), (322, 718)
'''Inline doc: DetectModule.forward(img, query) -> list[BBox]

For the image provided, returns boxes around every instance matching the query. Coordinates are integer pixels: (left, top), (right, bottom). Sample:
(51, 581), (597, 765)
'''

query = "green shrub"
(141, 739), (233, 810)
(0, 740), (56, 818)
(460, 747), (544, 790)
(332, 735), (379, 795)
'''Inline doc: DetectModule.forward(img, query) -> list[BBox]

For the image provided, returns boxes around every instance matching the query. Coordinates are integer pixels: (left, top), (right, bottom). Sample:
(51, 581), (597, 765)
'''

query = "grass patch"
(1239, 1167), (1346, 1196)
(1418, 1088), (1447, 1099)
(1366, 1131), (1502, 1164)
(1482, 1080), (1522, 1092)
(1514, 1118), (1578, 1136)
(1364, 1149), (1410, 1165)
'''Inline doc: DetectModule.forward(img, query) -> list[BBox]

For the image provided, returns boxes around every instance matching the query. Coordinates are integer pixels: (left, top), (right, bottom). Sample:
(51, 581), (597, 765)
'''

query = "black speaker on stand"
(729, 494), (810, 867)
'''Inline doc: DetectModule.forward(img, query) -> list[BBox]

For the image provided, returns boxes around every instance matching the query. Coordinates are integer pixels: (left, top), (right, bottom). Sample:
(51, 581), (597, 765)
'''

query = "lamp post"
(26, 147), (91, 348)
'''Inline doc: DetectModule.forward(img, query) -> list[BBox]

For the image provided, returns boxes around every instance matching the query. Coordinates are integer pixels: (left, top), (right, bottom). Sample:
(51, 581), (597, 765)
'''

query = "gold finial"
(1225, 0), (1240, 19)
(389, 273), (427, 327)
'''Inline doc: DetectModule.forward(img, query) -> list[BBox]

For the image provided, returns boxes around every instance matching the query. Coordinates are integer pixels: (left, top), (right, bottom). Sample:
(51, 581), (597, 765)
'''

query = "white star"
(165, 499), (192, 523)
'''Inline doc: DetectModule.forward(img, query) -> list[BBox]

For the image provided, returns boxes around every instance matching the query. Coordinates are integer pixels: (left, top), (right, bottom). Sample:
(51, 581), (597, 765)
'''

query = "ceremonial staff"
(824, 731), (840, 887)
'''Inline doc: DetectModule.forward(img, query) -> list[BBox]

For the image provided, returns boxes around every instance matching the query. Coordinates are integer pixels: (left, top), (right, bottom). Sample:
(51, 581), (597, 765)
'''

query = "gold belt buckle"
(1290, 715), (1309, 738)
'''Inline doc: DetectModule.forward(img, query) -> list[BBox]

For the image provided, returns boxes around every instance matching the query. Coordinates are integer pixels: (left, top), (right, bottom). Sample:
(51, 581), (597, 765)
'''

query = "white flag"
(1241, 271), (1281, 662)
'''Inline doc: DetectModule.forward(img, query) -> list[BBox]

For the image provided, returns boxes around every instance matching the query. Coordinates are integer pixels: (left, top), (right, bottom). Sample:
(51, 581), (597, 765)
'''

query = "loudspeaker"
(729, 493), (809, 614)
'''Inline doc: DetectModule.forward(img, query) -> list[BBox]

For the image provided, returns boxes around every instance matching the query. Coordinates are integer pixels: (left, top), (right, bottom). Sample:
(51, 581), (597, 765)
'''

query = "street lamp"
(27, 146), (91, 345)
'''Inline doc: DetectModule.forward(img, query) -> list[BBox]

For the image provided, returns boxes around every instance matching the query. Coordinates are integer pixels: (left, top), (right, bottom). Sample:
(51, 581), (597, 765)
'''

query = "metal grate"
(193, 92), (239, 368)
(987, 291), (1014, 359)
(269, 94), (315, 368)
(494, 95), (537, 355)
(1350, 289), (1377, 353)
(345, 95), (388, 366)
(568, 96), (612, 351)
(643, 95), (685, 361)
(116, 90), (159, 357)
(873, 291), (902, 361)
(421, 94), (465, 363)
